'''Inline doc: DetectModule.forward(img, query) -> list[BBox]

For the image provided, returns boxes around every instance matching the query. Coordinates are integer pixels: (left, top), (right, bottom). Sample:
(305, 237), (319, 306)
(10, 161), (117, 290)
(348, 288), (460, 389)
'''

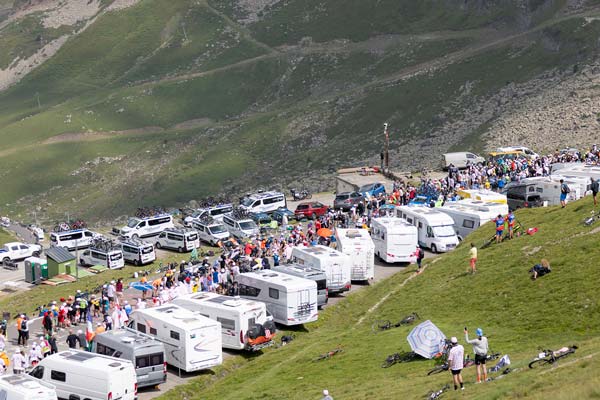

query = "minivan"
(113, 214), (174, 240)
(155, 228), (200, 252)
(50, 229), (97, 251)
(239, 191), (286, 214)
(80, 248), (125, 269)
(505, 186), (544, 210)
(191, 219), (230, 246)
(183, 204), (233, 226)
(120, 240), (156, 265)
(222, 215), (259, 239)
(441, 152), (485, 169)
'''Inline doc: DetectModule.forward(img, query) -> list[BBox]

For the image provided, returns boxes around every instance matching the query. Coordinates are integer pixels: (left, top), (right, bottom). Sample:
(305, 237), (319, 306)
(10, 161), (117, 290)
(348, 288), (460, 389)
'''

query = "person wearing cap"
(447, 336), (465, 390)
(321, 389), (333, 400)
(11, 349), (26, 374)
(465, 327), (489, 383)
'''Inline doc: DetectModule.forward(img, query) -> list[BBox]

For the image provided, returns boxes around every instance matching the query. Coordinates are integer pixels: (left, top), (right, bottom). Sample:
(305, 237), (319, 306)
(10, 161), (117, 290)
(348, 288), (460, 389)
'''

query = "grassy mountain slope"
(158, 199), (600, 400)
(1, 1), (600, 222)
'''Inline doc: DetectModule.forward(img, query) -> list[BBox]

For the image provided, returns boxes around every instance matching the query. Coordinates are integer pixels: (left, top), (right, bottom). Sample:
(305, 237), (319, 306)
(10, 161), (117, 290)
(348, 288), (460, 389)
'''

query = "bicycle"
(528, 345), (577, 369)
(314, 348), (343, 361)
(381, 351), (419, 368)
(426, 384), (450, 399)
(372, 312), (421, 332)
(463, 352), (501, 368)
(583, 211), (600, 226)
(481, 224), (522, 249)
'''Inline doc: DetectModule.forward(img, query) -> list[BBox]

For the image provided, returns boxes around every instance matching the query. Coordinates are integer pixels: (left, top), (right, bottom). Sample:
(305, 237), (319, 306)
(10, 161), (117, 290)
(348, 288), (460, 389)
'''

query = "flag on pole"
(85, 311), (95, 346)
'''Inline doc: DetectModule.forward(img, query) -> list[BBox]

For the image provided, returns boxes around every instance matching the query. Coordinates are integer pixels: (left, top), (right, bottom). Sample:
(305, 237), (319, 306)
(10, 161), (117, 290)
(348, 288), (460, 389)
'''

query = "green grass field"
(0, 228), (16, 244)
(153, 198), (600, 399)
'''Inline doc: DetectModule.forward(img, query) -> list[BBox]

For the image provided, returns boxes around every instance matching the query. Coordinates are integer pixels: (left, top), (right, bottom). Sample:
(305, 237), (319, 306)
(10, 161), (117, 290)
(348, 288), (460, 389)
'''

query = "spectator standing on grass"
(321, 389), (334, 400)
(469, 243), (477, 274)
(493, 214), (505, 244)
(465, 328), (489, 383)
(415, 246), (424, 274)
(447, 337), (465, 391)
(591, 178), (599, 207)
(560, 179), (569, 208)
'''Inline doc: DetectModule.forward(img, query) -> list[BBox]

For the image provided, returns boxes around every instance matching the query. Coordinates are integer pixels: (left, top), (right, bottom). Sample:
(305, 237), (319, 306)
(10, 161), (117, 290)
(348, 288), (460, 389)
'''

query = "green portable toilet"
(45, 247), (76, 278)
(24, 257), (48, 284)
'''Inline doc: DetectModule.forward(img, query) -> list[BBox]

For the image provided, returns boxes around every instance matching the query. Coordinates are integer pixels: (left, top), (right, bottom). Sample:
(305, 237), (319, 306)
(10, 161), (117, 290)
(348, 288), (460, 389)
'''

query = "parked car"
(295, 202), (328, 219)
(271, 207), (295, 223)
(333, 192), (364, 211)
(359, 182), (386, 198)
(0, 242), (42, 262)
(249, 212), (272, 227)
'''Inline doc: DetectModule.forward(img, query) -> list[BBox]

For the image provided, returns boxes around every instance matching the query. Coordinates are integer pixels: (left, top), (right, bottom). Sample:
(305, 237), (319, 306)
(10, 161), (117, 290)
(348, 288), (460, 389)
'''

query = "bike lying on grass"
(381, 351), (419, 368)
(583, 211), (600, 226)
(372, 312), (420, 332)
(426, 384), (450, 399)
(314, 348), (343, 361)
(528, 345), (577, 369)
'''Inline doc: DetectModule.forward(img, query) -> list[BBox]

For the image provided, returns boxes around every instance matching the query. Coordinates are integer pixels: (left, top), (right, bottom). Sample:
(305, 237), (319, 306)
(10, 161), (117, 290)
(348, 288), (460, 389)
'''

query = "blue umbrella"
(129, 282), (153, 291)
(406, 320), (446, 359)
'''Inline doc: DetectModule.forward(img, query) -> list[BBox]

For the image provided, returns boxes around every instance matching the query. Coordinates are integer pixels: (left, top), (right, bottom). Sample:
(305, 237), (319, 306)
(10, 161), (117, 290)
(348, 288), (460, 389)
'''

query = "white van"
(191, 219), (230, 246)
(50, 229), (97, 251)
(396, 206), (459, 253)
(120, 239), (156, 266)
(334, 228), (375, 281)
(113, 214), (174, 240)
(291, 245), (352, 294)
(80, 247), (125, 269)
(370, 217), (418, 263)
(237, 271), (318, 326)
(222, 215), (259, 239)
(455, 199), (509, 220)
(240, 191), (286, 213)
(155, 228), (200, 252)
(29, 350), (137, 400)
(129, 304), (222, 372)
(0, 374), (57, 400)
(183, 204), (233, 225)
(441, 152), (485, 169)
(173, 292), (275, 351)
(438, 203), (498, 241)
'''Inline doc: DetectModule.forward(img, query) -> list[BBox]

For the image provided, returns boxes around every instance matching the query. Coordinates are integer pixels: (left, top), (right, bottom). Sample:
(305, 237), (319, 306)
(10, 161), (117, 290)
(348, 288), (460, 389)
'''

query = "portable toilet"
(45, 247), (76, 278)
(24, 256), (48, 284)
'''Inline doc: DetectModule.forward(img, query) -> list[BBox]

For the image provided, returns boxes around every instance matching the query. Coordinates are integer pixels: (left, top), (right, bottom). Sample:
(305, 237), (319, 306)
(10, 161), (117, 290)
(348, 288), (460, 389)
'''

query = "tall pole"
(75, 238), (79, 281)
(383, 123), (390, 172)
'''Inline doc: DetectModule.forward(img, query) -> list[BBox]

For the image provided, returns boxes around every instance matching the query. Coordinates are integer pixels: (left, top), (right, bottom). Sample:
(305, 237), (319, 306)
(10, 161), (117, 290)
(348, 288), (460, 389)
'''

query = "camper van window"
(317, 279), (327, 291)
(536, 187), (543, 193)
(381, 232), (385, 240)
(167, 233), (182, 241)
(463, 220), (475, 229)
(110, 253), (122, 261)
(217, 317), (235, 331)
(149, 327), (157, 336)
(51, 370), (66, 382)
(92, 251), (107, 260)
(247, 317), (256, 328)
(137, 323), (147, 333)
(143, 246), (154, 254)
(149, 217), (171, 226)
(239, 284), (261, 297)
(170, 331), (180, 341)
(269, 288), (280, 299)
(136, 353), (164, 369)
(427, 226), (434, 238)
(31, 366), (44, 379)
(529, 186), (535, 192)
(418, 222), (422, 229)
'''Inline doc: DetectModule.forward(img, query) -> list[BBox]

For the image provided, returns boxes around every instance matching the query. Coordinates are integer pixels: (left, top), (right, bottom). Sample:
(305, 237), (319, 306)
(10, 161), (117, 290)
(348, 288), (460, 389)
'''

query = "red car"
(294, 202), (328, 219)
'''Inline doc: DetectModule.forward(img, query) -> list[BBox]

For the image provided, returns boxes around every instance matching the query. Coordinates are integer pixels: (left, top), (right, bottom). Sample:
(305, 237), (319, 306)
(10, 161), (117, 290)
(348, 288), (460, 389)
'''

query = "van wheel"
(155, 242), (162, 249)
(32, 251), (40, 257)
(178, 247), (184, 253)
(133, 259), (140, 266)
(79, 259), (85, 266)
(2, 257), (9, 263)
(430, 244), (437, 254)
(132, 234), (139, 240)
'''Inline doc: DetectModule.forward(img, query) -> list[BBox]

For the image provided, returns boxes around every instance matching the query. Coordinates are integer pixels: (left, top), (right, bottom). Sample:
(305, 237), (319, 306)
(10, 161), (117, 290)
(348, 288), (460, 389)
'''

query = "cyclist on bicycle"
(465, 327), (489, 383)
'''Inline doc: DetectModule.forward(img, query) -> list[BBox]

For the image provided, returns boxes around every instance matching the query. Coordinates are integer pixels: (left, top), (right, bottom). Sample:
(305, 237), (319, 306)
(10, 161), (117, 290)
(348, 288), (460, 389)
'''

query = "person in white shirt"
(11, 350), (26, 374)
(447, 336), (465, 391)
(465, 327), (489, 383)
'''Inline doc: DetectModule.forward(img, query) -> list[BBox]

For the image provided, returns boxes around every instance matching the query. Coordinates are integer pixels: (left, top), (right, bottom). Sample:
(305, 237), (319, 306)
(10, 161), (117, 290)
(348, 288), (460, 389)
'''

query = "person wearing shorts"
(465, 327), (489, 383)
(469, 243), (477, 274)
(494, 214), (505, 244)
(506, 212), (515, 239)
(447, 337), (464, 390)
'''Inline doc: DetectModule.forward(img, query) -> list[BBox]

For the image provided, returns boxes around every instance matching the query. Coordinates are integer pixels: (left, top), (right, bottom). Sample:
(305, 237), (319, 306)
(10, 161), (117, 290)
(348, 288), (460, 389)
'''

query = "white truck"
(0, 242), (42, 263)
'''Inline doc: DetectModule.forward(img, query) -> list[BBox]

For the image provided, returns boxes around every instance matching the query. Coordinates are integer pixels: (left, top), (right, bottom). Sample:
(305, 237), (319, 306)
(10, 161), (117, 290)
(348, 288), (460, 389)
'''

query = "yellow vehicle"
(488, 150), (526, 161)
(456, 189), (508, 205)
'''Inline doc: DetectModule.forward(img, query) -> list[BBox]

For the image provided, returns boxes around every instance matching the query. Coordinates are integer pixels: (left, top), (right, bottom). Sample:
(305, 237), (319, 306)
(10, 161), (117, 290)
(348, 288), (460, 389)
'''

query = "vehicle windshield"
(359, 184), (374, 192)
(239, 221), (257, 230)
(142, 246), (154, 254)
(209, 225), (227, 234)
(432, 225), (456, 237)
(336, 194), (349, 200)
(127, 218), (140, 228)
(110, 253), (123, 261)
(191, 210), (202, 218)
(241, 197), (254, 207)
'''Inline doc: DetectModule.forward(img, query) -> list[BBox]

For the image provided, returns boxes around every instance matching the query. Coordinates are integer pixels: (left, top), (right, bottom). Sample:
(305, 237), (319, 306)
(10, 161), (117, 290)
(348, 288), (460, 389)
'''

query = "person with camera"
(465, 327), (489, 383)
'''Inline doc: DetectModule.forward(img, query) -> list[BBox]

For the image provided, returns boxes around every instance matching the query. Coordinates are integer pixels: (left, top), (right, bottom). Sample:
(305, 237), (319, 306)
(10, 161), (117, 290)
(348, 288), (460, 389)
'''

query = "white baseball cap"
(451, 336), (458, 344)
(323, 390), (329, 396)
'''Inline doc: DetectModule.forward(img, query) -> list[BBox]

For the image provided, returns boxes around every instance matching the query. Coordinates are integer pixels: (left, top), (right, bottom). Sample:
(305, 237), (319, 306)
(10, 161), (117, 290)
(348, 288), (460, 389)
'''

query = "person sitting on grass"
(529, 259), (551, 280)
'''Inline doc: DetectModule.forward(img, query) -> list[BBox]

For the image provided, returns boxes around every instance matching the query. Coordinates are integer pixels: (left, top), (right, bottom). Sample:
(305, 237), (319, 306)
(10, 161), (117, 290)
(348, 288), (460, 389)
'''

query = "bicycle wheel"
(427, 365), (447, 376)
(381, 358), (397, 368)
(488, 353), (501, 360)
(372, 320), (391, 332)
(528, 359), (550, 369)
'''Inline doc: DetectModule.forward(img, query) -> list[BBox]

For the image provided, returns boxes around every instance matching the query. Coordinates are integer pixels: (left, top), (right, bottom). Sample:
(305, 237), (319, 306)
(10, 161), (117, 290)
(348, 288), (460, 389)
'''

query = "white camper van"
(438, 201), (508, 241)
(291, 245), (352, 294)
(155, 228), (200, 252)
(236, 271), (318, 326)
(173, 292), (276, 351)
(128, 304), (222, 372)
(120, 239), (156, 265)
(396, 206), (459, 253)
(222, 214), (259, 239)
(191, 219), (230, 246)
(370, 217), (418, 263)
(30, 350), (137, 400)
(183, 204), (234, 225)
(113, 214), (174, 240)
(239, 191), (286, 213)
(79, 247), (125, 269)
(334, 228), (375, 281)
(49, 229), (98, 251)
(0, 374), (57, 400)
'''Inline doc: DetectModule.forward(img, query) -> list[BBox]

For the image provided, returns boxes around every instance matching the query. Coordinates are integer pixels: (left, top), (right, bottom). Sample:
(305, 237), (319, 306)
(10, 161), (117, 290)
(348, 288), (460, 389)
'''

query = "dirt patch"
(171, 118), (213, 130)
(43, 126), (165, 144)
(42, 0), (101, 28)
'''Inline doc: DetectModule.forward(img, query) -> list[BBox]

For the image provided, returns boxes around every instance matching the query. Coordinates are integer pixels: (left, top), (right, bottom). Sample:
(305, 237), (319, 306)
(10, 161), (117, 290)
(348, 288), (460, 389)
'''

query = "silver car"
(334, 192), (364, 211)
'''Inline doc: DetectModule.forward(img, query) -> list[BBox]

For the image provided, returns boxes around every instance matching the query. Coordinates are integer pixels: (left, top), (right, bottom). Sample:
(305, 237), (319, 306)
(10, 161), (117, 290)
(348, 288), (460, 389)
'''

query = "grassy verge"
(0, 228), (16, 244)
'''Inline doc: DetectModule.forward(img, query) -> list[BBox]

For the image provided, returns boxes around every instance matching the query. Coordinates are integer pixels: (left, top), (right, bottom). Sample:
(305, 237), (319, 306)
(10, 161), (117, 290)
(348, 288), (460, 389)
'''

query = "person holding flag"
(85, 312), (95, 352)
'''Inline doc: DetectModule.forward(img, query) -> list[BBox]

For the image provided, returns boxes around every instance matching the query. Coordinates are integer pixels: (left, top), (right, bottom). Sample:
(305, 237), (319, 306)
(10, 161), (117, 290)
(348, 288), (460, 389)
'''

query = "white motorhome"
(0, 374), (57, 400)
(291, 245), (352, 294)
(173, 292), (275, 351)
(113, 214), (174, 240)
(128, 304), (222, 372)
(29, 350), (137, 400)
(438, 202), (506, 241)
(504, 176), (583, 207)
(370, 217), (418, 263)
(334, 228), (375, 281)
(79, 247), (125, 269)
(49, 229), (98, 251)
(236, 271), (318, 326)
(120, 239), (156, 265)
(155, 228), (200, 252)
(222, 214), (259, 239)
(455, 199), (509, 220)
(441, 152), (485, 169)
(239, 191), (286, 213)
(396, 206), (459, 253)
(183, 204), (233, 225)
(191, 219), (230, 246)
